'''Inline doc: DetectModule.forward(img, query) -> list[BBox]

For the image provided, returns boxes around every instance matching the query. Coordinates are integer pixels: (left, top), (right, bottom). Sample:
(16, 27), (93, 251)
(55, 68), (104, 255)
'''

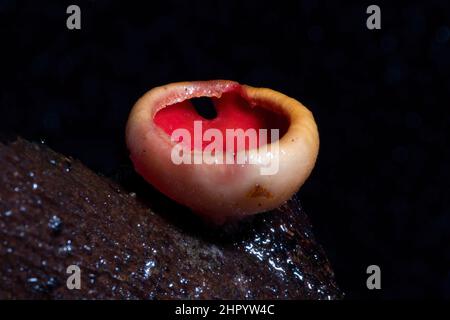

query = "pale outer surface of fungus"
(126, 80), (319, 222)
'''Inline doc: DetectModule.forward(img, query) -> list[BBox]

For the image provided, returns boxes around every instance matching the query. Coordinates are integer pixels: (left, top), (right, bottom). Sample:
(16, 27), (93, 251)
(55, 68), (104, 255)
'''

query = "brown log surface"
(0, 139), (342, 299)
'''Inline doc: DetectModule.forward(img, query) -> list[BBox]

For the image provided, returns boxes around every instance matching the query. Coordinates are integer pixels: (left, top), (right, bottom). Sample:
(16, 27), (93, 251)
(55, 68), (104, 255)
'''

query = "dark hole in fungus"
(191, 97), (217, 120)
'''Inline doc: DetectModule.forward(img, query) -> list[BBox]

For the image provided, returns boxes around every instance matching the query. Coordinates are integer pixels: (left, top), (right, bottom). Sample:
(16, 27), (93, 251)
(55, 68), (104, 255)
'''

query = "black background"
(0, 0), (449, 299)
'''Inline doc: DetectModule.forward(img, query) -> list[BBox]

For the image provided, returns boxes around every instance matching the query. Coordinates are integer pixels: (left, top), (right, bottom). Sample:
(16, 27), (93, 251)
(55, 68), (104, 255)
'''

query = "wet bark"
(0, 138), (342, 299)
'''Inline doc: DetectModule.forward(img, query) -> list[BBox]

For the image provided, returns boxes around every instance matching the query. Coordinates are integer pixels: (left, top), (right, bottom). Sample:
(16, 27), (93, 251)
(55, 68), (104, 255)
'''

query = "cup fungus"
(126, 80), (319, 223)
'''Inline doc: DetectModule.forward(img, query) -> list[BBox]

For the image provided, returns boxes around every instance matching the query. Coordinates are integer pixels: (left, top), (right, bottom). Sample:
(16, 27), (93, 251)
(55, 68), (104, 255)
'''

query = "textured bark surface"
(0, 139), (342, 299)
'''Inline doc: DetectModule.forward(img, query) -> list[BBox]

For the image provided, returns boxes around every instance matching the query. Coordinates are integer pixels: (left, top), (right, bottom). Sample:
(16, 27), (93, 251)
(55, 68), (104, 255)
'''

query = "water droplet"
(48, 215), (63, 233)
(194, 286), (203, 298)
(28, 278), (46, 293)
(293, 271), (304, 281)
(88, 273), (96, 284)
(268, 258), (285, 273)
(143, 259), (156, 279)
(32, 183), (38, 190)
(3, 210), (12, 217)
(58, 240), (73, 255)
(63, 160), (72, 172)
(49, 159), (57, 165)
(96, 258), (107, 269)
(46, 277), (59, 289)
(29, 172), (35, 177)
